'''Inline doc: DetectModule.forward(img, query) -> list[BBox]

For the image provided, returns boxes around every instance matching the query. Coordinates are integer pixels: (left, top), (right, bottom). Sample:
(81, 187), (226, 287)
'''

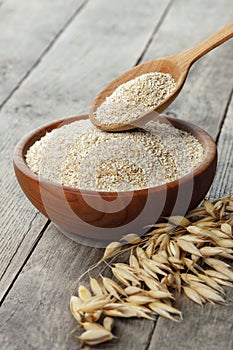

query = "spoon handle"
(179, 22), (233, 67)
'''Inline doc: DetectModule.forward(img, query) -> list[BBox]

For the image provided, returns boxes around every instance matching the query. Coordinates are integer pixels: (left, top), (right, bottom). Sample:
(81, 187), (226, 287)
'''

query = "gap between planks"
(0, 0), (172, 315)
(135, 0), (173, 66)
(0, 220), (51, 307)
(0, 0), (89, 111)
(0, 1), (231, 348)
(0, 0), (88, 303)
(3, 1), (177, 344)
(215, 86), (233, 144)
(0, 0), (174, 298)
(2, 1), (173, 346)
(0, 212), (39, 284)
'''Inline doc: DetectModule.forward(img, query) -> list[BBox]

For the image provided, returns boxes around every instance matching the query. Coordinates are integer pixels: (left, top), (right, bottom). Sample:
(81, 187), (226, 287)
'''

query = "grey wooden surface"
(0, 0), (232, 349)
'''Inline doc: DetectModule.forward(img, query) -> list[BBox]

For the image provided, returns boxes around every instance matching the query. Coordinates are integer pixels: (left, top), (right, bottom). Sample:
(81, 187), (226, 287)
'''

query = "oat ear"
(103, 242), (122, 260)
(70, 195), (233, 347)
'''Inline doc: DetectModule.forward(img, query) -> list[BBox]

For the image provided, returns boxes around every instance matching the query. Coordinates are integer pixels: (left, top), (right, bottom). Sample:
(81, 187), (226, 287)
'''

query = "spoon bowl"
(90, 22), (233, 132)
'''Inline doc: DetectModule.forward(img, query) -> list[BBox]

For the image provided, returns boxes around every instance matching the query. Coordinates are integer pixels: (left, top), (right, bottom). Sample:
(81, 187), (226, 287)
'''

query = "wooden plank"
(144, 1), (233, 348)
(0, 0), (86, 107)
(0, 0), (87, 300)
(2, 0), (172, 120)
(148, 96), (233, 350)
(0, 0), (170, 346)
(149, 289), (233, 350)
(0, 0), (170, 306)
(1, 1), (232, 350)
(210, 92), (233, 199)
(143, 0), (233, 138)
(209, 92), (233, 200)
(0, 226), (155, 349)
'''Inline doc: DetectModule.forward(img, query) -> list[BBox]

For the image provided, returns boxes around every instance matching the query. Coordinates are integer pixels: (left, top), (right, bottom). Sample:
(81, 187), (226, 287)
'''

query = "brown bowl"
(13, 115), (217, 243)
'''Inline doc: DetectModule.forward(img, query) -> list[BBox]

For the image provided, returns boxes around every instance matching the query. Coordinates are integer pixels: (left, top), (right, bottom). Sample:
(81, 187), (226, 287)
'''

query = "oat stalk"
(70, 195), (233, 348)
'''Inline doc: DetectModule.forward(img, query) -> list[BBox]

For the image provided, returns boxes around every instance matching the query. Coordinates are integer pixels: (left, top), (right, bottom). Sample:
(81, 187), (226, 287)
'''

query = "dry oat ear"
(103, 317), (114, 331)
(70, 195), (233, 347)
(103, 242), (122, 260)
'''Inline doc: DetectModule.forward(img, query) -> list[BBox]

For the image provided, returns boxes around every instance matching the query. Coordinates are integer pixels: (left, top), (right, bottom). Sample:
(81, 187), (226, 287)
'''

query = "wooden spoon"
(90, 22), (233, 131)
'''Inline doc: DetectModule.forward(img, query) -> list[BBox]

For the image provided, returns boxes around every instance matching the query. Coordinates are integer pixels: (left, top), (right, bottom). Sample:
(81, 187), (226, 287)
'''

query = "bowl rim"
(13, 114), (217, 198)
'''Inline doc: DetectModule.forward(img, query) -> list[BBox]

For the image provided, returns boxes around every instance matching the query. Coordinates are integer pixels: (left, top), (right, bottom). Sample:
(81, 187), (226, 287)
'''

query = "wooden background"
(0, 0), (232, 349)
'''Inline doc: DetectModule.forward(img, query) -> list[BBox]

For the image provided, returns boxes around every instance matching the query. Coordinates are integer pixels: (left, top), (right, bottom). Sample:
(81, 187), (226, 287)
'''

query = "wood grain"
(0, 225), (156, 350)
(143, 0), (233, 138)
(0, 0), (87, 301)
(0, 0), (170, 300)
(148, 97), (233, 350)
(210, 92), (233, 199)
(90, 22), (233, 131)
(144, 1), (233, 348)
(0, 0), (86, 107)
(148, 288), (233, 350)
(0, 0), (232, 349)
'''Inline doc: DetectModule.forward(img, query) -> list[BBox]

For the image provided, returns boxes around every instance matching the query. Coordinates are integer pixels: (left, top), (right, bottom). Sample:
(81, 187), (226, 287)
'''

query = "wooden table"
(0, 1), (232, 349)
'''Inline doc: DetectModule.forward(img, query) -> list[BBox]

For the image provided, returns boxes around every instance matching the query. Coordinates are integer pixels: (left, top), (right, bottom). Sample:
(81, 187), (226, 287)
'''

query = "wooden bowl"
(13, 115), (217, 242)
